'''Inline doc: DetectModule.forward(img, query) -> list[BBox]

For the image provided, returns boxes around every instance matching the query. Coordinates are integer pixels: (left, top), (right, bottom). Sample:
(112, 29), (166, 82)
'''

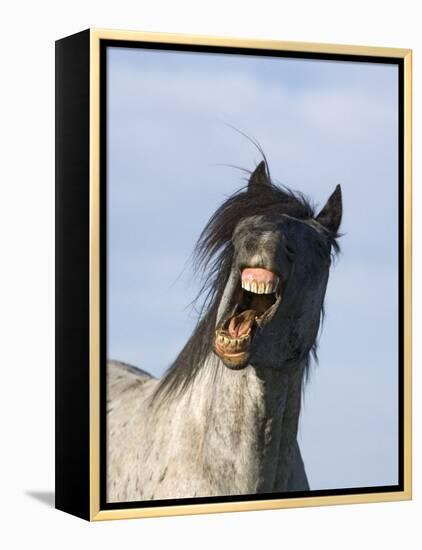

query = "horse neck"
(166, 354), (305, 493)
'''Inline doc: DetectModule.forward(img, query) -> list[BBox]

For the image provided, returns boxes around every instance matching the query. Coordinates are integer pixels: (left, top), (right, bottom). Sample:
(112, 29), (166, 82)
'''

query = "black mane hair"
(152, 168), (339, 404)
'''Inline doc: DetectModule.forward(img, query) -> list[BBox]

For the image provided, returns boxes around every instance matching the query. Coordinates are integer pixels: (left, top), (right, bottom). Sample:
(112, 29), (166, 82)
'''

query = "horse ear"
(316, 185), (342, 233)
(248, 161), (269, 190)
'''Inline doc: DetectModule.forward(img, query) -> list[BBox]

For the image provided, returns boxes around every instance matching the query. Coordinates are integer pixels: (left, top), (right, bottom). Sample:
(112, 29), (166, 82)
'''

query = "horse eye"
(285, 244), (295, 257)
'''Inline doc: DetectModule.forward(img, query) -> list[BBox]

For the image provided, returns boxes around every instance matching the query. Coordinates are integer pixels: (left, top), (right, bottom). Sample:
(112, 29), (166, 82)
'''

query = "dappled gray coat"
(107, 161), (342, 503)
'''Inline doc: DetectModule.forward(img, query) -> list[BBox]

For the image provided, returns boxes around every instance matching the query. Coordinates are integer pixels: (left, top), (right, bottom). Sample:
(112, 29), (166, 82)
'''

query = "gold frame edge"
(89, 29), (101, 521)
(403, 50), (412, 501)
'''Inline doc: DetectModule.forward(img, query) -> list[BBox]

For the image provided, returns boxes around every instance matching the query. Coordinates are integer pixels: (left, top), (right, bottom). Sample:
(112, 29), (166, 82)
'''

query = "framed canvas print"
(55, 28), (412, 521)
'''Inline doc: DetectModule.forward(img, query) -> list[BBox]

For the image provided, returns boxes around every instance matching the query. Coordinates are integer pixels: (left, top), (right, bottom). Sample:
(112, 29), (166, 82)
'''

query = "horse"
(107, 160), (342, 502)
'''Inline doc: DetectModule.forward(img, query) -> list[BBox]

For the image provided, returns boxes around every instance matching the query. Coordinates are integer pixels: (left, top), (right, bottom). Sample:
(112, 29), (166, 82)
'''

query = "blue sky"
(107, 46), (399, 491)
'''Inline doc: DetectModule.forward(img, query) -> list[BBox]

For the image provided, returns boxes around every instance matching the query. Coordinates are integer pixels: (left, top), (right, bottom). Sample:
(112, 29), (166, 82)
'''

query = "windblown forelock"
(194, 181), (316, 275)
(190, 179), (318, 322)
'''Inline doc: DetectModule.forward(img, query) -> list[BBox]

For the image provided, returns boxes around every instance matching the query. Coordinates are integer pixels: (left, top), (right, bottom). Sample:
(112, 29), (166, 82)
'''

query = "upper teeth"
(241, 279), (279, 294)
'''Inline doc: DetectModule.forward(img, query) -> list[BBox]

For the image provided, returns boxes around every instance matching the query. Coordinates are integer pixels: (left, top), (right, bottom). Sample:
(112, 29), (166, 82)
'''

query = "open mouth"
(214, 267), (282, 369)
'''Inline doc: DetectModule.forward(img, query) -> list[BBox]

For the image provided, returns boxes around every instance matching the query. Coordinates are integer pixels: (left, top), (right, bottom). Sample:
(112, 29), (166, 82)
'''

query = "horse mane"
(151, 167), (339, 405)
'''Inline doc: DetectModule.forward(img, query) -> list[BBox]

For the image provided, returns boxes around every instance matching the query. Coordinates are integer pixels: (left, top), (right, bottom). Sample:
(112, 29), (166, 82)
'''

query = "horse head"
(212, 162), (342, 371)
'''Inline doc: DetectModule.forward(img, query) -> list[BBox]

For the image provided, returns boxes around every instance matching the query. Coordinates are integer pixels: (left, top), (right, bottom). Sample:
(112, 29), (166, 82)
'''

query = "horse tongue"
(228, 310), (255, 338)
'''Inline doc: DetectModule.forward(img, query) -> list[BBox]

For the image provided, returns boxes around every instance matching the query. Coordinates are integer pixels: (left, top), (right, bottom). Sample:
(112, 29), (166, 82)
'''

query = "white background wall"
(0, 1), (419, 548)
